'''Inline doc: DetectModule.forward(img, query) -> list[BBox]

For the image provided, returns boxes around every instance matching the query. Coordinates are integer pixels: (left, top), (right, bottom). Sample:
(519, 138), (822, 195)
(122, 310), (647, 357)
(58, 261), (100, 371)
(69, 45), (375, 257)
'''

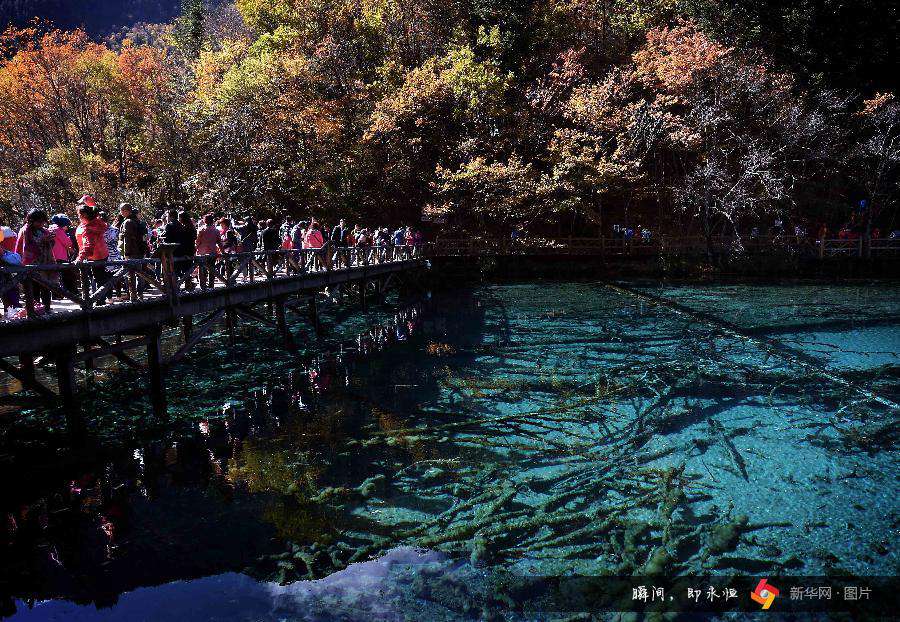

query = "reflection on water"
(7, 549), (483, 622)
(1, 282), (898, 619)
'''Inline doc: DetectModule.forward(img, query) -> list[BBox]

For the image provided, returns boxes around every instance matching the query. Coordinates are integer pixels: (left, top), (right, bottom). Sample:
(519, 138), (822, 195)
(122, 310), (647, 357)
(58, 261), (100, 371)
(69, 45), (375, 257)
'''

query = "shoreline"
(427, 254), (900, 284)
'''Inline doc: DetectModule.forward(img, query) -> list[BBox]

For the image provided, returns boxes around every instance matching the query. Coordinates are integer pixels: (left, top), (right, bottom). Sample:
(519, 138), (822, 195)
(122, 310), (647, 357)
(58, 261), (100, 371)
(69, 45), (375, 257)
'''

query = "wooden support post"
(147, 325), (167, 419)
(54, 345), (82, 437)
(359, 279), (367, 311)
(18, 353), (35, 386)
(308, 296), (321, 335)
(226, 307), (237, 347)
(181, 316), (193, 343)
(275, 298), (296, 352)
(82, 342), (95, 373)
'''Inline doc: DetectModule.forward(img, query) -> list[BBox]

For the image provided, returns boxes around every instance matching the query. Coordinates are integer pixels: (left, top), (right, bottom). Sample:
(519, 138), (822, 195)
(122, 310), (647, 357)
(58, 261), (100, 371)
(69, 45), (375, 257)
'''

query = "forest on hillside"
(0, 0), (187, 37)
(0, 0), (897, 239)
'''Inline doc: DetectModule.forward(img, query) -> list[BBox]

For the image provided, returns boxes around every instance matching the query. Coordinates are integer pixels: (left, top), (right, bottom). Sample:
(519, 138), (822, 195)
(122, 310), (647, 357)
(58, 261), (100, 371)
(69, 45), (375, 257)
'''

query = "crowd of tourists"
(0, 195), (424, 319)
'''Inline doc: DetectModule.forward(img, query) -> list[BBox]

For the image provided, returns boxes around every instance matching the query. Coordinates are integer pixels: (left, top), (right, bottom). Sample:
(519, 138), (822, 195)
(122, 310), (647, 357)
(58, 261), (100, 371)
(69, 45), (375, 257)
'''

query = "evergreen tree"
(179, 0), (204, 57)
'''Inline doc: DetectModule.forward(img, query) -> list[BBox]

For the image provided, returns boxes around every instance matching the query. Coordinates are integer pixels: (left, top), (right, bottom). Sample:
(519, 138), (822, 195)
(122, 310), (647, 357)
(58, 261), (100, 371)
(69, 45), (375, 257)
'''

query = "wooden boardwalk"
(0, 245), (427, 427)
(1, 233), (896, 431)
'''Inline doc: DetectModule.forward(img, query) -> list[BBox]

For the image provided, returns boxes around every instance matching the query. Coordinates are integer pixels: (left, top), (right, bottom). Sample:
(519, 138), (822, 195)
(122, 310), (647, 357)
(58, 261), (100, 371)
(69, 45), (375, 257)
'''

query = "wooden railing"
(428, 236), (900, 258)
(0, 244), (422, 322)
(3, 234), (897, 321)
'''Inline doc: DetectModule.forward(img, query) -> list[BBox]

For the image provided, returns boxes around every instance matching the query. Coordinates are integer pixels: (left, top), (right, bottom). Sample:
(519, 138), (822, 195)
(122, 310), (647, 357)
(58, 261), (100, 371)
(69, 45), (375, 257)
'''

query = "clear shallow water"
(1, 282), (898, 620)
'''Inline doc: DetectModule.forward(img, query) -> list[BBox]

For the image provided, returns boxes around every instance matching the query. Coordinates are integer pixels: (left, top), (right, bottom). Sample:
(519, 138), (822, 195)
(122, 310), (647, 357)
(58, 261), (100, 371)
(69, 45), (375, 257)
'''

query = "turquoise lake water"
(1, 282), (898, 620)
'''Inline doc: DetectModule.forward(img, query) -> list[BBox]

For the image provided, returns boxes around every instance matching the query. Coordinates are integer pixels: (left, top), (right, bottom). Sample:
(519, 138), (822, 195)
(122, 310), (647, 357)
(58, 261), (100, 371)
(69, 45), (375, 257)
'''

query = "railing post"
(157, 244), (179, 307)
(126, 266), (136, 301)
(80, 266), (93, 313)
(23, 276), (35, 318)
(226, 255), (235, 286)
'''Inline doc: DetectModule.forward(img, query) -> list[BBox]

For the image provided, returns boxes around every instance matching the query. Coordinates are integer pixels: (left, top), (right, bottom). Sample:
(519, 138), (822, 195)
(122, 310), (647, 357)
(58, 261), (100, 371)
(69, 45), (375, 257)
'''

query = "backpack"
(1, 250), (22, 265)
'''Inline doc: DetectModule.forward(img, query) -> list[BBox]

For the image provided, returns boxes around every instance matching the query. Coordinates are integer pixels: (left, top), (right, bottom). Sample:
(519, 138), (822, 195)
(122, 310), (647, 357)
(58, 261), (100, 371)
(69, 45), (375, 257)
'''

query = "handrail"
(0, 244), (422, 322)
(427, 236), (900, 257)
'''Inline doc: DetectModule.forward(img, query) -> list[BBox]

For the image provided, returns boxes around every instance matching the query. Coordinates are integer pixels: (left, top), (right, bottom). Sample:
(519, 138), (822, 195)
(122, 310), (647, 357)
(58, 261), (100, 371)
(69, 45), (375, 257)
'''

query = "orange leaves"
(0, 25), (177, 209)
(861, 92), (895, 117)
(633, 22), (730, 94)
(116, 42), (169, 105)
(0, 26), (169, 142)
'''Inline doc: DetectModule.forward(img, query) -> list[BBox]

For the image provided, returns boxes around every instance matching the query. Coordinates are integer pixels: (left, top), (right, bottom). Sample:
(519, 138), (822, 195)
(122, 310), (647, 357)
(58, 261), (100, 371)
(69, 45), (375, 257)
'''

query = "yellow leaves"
(568, 84), (628, 133)
(358, 0), (391, 31)
(443, 44), (509, 114)
(366, 44), (508, 144)
(235, 0), (301, 32)
(435, 155), (541, 221)
(194, 39), (250, 104)
(366, 61), (448, 140)
(193, 30), (316, 114)
(190, 32), (342, 159)
(236, 0), (334, 38)
(220, 51), (279, 103)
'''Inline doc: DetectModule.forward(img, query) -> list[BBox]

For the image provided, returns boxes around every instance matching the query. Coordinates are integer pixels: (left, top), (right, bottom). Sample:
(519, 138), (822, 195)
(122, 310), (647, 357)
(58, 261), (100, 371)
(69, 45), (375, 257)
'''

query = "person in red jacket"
(75, 202), (111, 303)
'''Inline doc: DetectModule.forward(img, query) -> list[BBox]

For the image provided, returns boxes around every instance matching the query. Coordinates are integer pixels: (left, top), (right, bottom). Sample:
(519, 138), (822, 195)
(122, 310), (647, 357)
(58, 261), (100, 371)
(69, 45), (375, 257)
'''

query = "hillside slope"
(0, 0), (183, 37)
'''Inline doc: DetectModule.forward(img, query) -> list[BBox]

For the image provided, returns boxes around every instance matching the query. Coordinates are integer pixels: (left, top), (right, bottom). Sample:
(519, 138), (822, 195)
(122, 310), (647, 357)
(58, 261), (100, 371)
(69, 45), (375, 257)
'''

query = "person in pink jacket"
(195, 213), (222, 289)
(304, 221), (325, 249)
(15, 209), (54, 311)
(49, 215), (73, 261)
(49, 213), (77, 295)
(195, 213), (222, 256)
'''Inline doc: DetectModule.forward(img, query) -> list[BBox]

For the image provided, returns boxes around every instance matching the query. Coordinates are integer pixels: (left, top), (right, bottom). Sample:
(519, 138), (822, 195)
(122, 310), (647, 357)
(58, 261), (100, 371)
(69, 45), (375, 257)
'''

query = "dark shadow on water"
(0, 289), (485, 617)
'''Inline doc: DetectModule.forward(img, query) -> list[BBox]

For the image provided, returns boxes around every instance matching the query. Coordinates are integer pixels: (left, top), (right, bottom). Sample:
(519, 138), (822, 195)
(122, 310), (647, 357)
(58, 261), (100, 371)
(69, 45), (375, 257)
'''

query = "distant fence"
(428, 236), (900, 258)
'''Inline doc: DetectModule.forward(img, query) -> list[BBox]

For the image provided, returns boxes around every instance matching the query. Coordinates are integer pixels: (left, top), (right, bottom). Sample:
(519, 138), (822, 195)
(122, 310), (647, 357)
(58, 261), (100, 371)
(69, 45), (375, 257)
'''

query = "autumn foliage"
(0, 27), (169, 212)
(0, 2), (895, 238)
